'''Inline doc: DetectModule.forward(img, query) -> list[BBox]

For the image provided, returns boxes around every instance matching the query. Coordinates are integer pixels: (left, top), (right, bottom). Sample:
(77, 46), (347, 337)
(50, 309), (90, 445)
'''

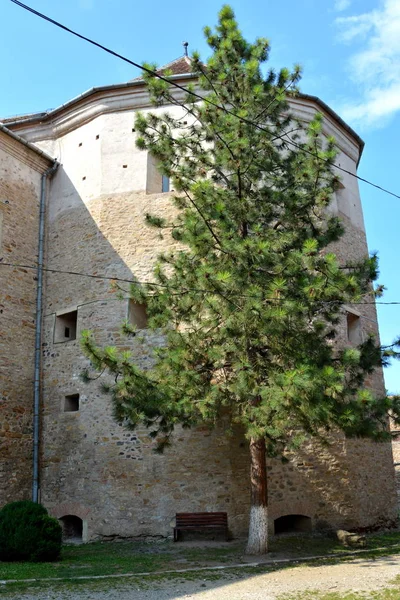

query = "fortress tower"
(1, 59), (396, 541)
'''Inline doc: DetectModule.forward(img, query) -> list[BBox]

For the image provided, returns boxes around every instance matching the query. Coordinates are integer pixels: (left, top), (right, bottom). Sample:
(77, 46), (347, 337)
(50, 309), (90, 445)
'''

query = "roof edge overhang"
(298, 93), (364, 165)
(0, 122), (57, 170)
(2, 73), (198, 128)
(2, 74), (364, 163)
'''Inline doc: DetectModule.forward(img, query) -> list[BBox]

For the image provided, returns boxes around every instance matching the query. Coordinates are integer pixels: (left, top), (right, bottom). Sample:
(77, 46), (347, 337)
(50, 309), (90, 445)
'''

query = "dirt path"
(6, 553), (400, 600)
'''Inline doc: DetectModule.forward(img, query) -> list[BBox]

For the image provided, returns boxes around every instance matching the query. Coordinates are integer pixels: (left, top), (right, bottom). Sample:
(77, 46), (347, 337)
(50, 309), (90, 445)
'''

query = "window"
(54, 310), (78, 343)
(64, 394), (80, 412)
(346, 311), (362, 345)
(162, 174), (170, 193)
(335, 180), (346, 213)
(128, 300), (148, 329)
(146, 153), (170, 194)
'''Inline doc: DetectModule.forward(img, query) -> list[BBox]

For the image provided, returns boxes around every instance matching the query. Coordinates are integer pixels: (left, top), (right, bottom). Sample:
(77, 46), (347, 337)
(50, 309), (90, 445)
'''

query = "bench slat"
(176, 517), (227, 521)
(176, 521), (227, 524)
(174, 512), (228, 542)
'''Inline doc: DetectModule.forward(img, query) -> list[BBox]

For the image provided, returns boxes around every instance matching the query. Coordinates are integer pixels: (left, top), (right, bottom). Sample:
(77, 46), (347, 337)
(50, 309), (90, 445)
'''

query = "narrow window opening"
(128, 300), (148, 329)
(336, 181), (347, 216)
(79, 142), (82, 147)
(347, 311), (362, 344)
(123, 164), (128, 169)
(274, 515), (312, 535)
(96, 134), (100, 140)
(54, 310), (78, 343)
(64, 394), (80, 412)
(59, 515), (83, 543)
(146, 154), (170, 194)
(82, 176), (86, 181)
(162, 174), (170, 193)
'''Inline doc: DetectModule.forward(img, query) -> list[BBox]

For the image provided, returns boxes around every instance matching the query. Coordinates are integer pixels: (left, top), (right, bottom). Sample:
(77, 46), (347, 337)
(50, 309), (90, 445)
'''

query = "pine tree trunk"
(245, 437), (268, 555)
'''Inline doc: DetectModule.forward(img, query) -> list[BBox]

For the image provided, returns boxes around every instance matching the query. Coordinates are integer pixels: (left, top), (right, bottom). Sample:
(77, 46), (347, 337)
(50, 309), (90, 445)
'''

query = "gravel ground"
(3, 553), (400, 600)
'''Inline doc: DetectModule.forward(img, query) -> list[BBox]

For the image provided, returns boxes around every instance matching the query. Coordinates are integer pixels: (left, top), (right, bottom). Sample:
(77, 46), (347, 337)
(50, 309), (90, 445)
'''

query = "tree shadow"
(38, 165), (396, 546)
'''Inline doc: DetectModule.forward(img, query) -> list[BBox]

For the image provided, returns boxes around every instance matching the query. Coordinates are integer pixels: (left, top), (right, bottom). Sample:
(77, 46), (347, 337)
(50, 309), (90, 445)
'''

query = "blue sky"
(2, 0), (400, 392)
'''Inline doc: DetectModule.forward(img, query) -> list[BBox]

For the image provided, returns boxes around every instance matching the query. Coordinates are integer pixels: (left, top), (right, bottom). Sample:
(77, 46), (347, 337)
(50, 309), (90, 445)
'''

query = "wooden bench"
(174, 512), (228, 542)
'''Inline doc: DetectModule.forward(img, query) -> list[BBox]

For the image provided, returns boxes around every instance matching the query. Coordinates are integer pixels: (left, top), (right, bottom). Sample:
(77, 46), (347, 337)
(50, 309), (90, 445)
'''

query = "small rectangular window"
(162, 175), (170, 193)
(336, 181), (346, 215)
(146, 153), (170, 194)
(128, 300), (148, 329)
(64, 394), (80, 412)
(54, 310), (78, 343)
(347, 311), (362, 345)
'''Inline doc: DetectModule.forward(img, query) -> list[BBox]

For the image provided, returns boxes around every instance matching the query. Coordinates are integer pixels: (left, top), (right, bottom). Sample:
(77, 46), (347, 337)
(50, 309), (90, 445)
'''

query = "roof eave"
(2, 77), (364, 164)
(298, 93), (364, 165)
(0, 122), (56, 166)
(2, 73), (198, 129)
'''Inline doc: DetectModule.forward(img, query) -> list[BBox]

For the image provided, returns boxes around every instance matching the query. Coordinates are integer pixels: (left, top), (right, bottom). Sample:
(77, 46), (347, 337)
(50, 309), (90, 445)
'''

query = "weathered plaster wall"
(5, 89), (397, 539)
(0, 131), (52, 505)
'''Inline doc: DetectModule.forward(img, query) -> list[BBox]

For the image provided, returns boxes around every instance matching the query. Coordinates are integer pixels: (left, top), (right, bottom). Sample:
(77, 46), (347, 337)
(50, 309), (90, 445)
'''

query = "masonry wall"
(389, 417), (400, 510)
(0, 132), (51, 506)
(9, 92), (397, 539)
(268, 202), (396, 531)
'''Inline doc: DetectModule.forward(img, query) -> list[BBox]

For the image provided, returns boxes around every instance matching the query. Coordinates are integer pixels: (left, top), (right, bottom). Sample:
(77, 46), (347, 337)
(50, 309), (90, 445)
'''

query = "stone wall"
(38, 189), (396, 539)
(4, 87), (397, 539)
(0, 130), (53, 506)
(389, 416), (400, 511)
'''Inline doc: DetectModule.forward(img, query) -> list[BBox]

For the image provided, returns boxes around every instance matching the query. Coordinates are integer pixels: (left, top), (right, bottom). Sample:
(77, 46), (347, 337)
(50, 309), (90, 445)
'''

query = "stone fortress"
(0, 56), (397, 542)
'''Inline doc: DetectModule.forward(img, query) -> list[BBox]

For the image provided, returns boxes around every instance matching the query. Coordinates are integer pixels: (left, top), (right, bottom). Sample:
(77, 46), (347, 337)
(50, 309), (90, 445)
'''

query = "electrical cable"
(0, 260), (397, 305)
(8, 0), (400, 200)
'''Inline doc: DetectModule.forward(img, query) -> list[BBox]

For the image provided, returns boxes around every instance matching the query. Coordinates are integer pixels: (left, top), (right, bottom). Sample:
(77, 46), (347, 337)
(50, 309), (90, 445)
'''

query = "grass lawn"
(0, 538), (245, 582)
(1, 530), (400, 596)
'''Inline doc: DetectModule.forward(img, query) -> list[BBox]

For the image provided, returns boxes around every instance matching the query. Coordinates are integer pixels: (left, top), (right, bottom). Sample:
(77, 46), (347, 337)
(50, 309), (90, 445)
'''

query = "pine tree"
(82, 5), (400, 554)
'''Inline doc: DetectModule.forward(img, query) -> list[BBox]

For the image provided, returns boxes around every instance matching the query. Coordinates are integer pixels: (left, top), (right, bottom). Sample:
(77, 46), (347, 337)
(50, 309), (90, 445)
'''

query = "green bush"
(0, 500), (62, 562)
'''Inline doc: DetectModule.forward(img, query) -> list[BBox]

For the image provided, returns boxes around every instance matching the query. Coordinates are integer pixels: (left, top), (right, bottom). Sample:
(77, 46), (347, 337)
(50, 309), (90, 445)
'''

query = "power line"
(43, 296), (131, 318)
(0, 296), (131, 323)
(0, 260), (398, 306)
(8, 0), (400, 201)
(0, 260), (144, 285)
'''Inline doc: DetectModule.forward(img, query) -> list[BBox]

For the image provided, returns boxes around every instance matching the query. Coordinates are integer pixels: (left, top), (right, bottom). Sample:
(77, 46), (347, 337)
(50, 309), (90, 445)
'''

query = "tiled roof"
(131, 56), (193, 81)
(156, 56), (193, 75)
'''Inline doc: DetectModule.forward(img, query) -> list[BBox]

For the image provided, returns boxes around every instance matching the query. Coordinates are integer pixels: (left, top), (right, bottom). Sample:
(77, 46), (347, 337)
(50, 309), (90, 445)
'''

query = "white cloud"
(341, 83), (400, 127)
(335, 13), (375, 42)
(335, 0), (400, 128)
(334, 0), (351, 12)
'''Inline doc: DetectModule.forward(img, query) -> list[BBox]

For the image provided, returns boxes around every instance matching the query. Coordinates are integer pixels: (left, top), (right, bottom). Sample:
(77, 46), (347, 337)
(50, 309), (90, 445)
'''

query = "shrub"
(0, 500), (62, 562)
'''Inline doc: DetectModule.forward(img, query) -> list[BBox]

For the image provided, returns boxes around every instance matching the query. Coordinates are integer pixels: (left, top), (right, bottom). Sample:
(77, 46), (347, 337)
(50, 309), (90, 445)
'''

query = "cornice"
(5, 76), (198, 142)
(0, 129), (54, 173)
(289, 97), (361, 166)
(4, 75), (363, 165)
